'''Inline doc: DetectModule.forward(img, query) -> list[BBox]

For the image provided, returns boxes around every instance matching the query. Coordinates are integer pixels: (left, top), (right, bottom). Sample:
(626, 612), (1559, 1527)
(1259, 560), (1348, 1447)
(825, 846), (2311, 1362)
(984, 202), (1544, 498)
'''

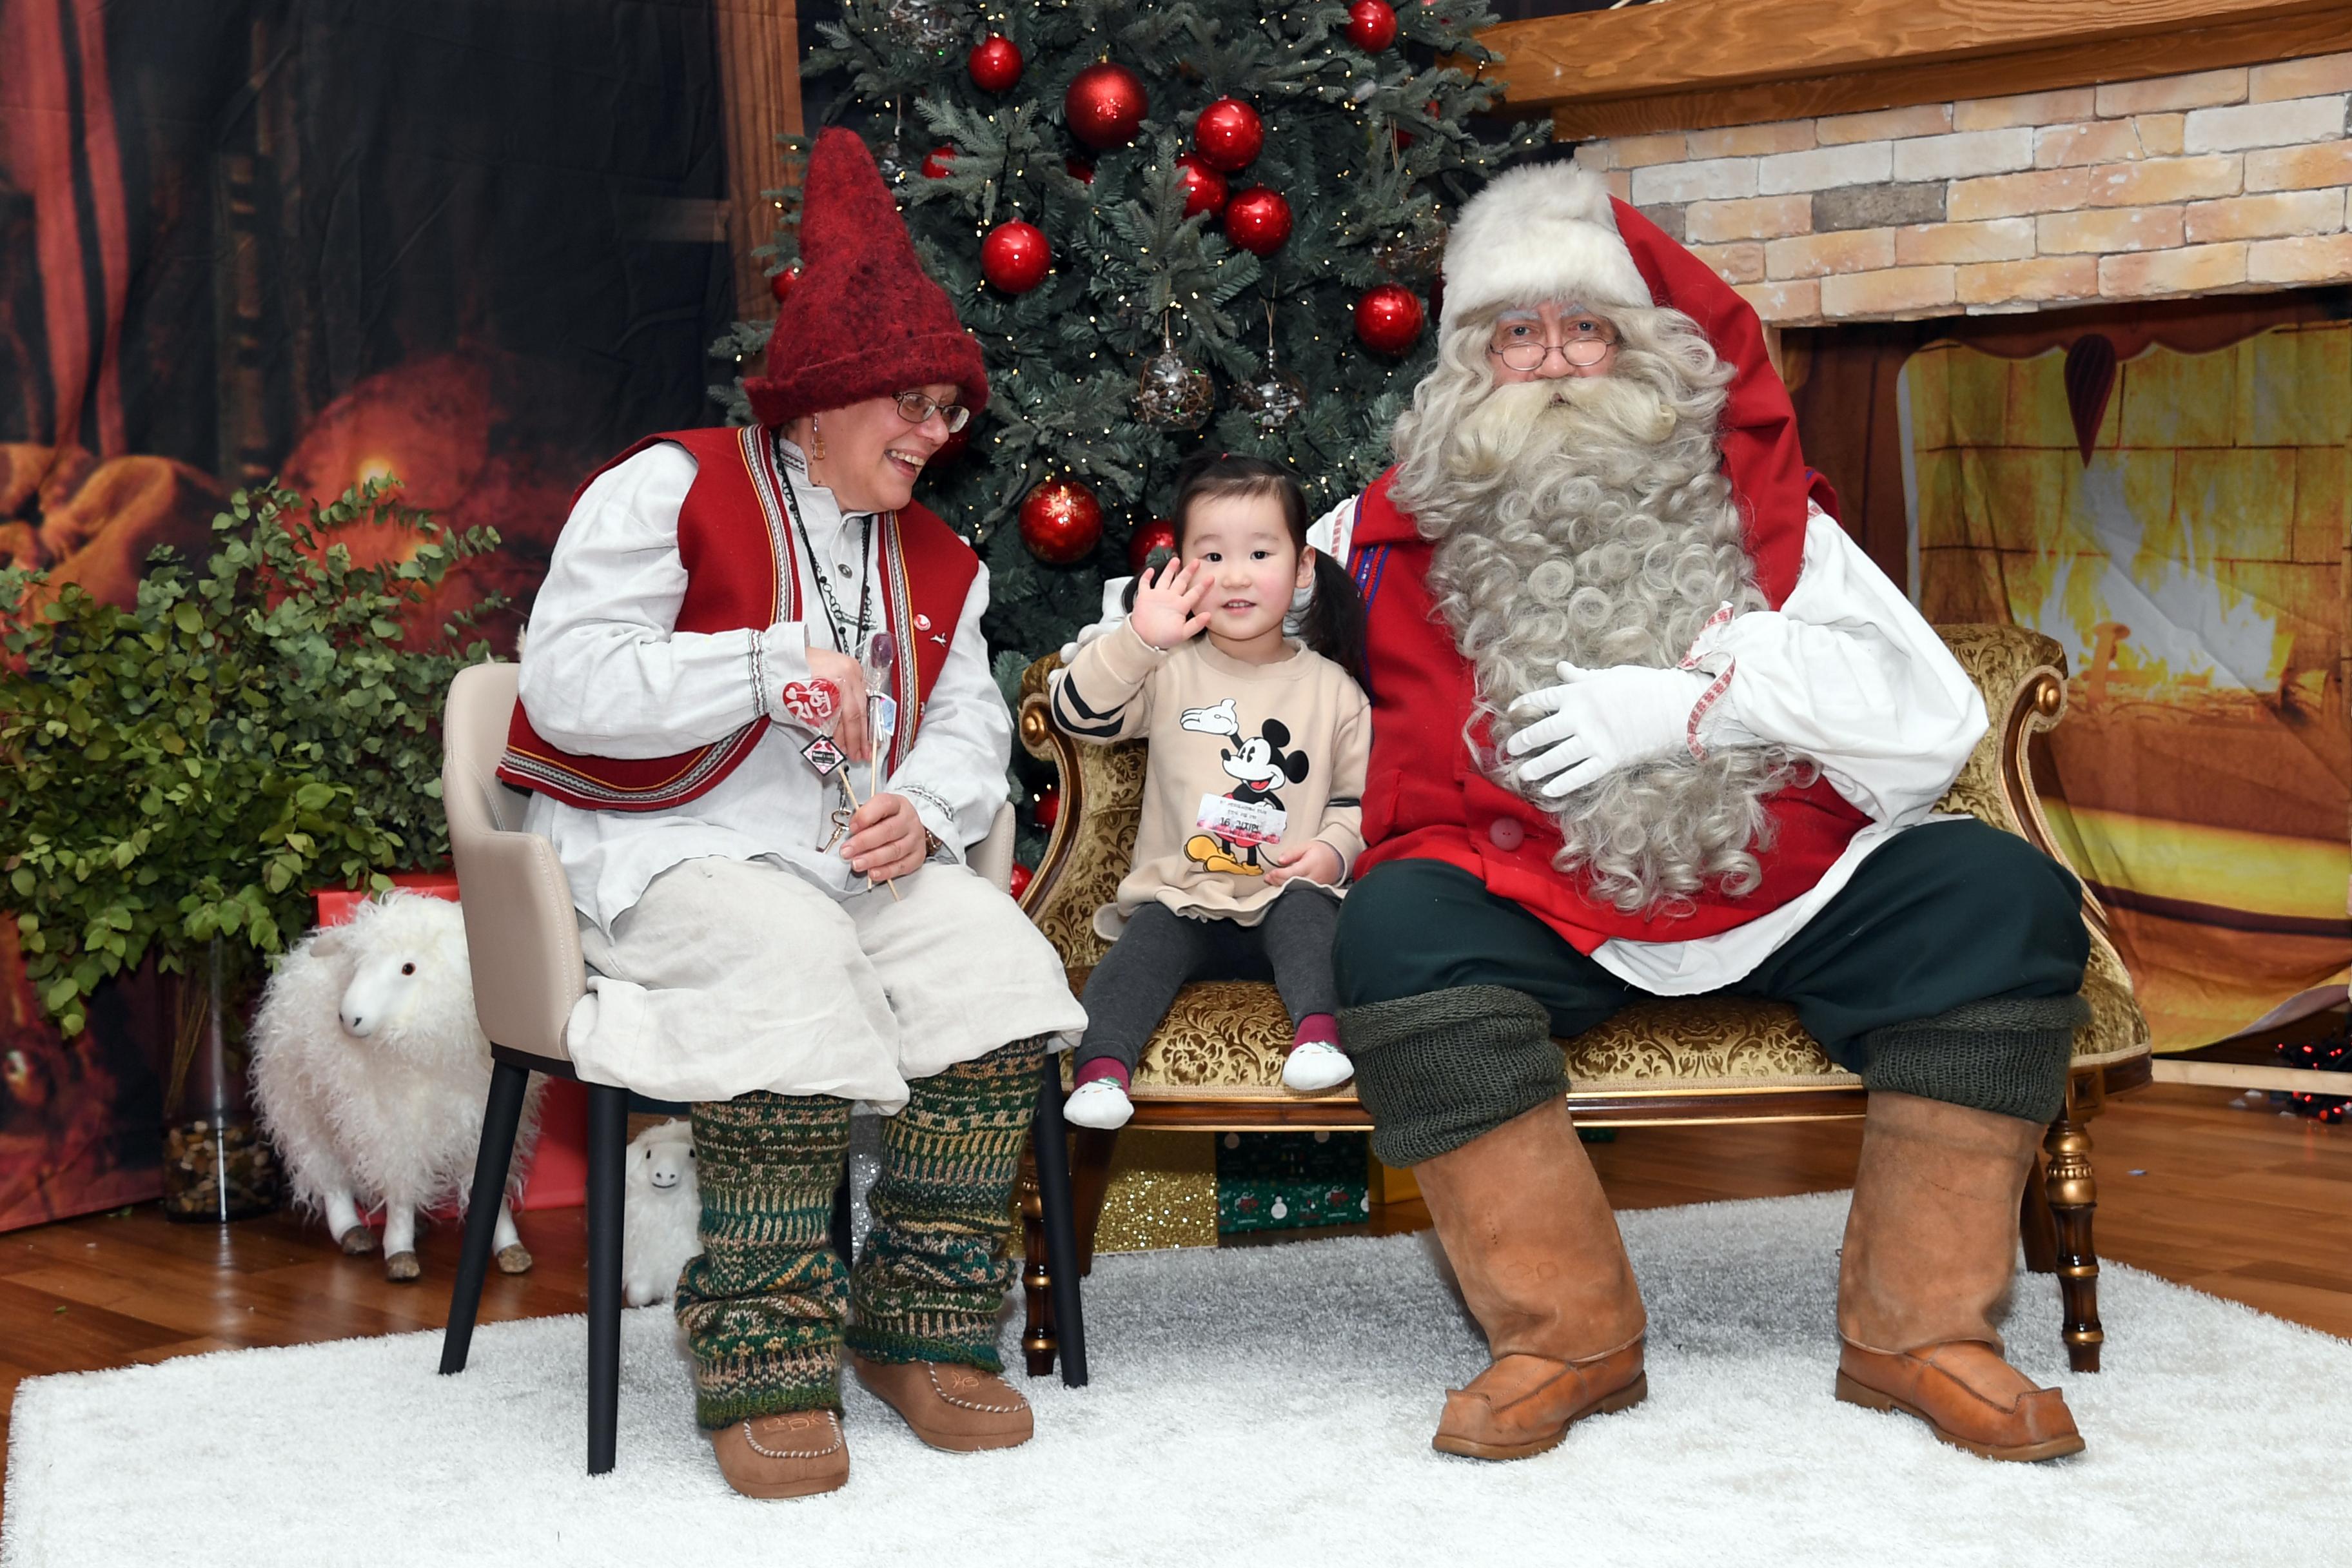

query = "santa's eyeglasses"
(894, 390), (972, 432)
(1487, 316), (1619, 372)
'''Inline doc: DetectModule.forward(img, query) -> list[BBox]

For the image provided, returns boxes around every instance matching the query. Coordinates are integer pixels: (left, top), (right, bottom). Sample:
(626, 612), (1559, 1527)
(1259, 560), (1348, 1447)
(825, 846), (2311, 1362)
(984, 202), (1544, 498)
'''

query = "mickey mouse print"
(1177, 697), (1313, 876)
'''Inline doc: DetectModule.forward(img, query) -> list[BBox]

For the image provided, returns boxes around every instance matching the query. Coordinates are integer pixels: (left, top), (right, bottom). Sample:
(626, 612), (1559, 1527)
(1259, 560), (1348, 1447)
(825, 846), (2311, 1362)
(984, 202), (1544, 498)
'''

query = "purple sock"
(1291, 1014), (1338, 1049)
(1073, 1057), (1132, 1092)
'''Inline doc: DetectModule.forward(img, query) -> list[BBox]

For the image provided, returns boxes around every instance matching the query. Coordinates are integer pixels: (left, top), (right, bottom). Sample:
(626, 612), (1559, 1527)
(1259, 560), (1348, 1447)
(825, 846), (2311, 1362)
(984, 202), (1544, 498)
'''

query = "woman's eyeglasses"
(1487, 317), (1618, 373)
(895, 391), (972, 432)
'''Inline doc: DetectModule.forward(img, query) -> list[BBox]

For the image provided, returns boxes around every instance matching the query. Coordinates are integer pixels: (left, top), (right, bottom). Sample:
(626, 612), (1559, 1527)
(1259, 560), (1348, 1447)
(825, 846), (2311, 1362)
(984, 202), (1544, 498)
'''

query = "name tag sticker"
(1197, 793), (1287, 847)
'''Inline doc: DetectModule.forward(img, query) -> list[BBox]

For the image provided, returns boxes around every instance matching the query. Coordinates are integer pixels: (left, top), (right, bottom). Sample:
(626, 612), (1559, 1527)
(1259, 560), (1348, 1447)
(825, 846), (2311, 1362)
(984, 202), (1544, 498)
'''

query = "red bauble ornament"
(933, 419), (974, 467)
(921, 144), (957, 179)
(1065, 63), (1149, 150)
(767, 264), (803, 304)
(968, 34), (1023, 93)
(1354, 284), (1426, 354)
(1066, 155), (1096, 184)
(1192, 97), (1264, 172)
(981, 220), (1052, 293)
(1034, 784), (1062, 830)
(1346, 0), (1398, 50)
(1174, 153), (1228, 217)
(1008, 861), (1035, 899)
(1223, 188), (1293, 256)
(1128, 517), (1178, 573)
(1018, 478), (1103, 565)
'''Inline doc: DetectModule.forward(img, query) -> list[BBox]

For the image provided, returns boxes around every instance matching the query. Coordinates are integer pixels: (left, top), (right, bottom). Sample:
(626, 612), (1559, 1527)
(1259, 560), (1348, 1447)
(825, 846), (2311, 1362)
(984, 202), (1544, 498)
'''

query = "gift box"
(1215, 1130), (1371, 1235)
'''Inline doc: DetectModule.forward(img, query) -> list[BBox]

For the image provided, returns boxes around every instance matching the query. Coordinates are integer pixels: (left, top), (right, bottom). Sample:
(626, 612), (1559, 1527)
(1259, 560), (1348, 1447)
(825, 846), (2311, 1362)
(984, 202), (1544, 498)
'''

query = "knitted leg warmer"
(847, 1035), (1045, 1371)
(673, 1090), (852, 1429)
(1339, 986), (1565, 1169)
(1861, 994), (2091, 1126)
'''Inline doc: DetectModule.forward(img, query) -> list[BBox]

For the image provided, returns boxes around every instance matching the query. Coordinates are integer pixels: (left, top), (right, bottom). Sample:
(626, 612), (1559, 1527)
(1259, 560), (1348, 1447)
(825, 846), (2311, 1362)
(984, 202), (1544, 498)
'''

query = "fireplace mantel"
(1479, 0), (2352, 141)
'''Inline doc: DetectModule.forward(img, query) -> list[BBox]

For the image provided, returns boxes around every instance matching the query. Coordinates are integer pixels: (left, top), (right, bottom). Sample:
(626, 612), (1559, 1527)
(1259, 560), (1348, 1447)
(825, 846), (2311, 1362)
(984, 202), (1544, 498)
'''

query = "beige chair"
(434, 661), (1088, 1476)
(1012, 625), (2153, 1378)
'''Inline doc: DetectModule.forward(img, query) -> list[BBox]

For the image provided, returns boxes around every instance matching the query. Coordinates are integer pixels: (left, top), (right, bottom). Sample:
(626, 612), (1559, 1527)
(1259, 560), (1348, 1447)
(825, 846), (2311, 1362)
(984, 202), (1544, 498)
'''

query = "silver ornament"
(1373, 226), (1447, 281)
(874, 138), (910, 186)
(1133, 322), (1214, 430)
(884, 0), (962, 52)
(1233, 366), (1306, 431)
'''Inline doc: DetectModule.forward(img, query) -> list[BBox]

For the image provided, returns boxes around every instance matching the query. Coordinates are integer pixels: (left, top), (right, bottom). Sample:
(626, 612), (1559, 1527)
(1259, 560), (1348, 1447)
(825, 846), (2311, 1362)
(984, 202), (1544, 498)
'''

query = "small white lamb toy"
(251, 890), (542, 1282)
(622, 1119), (702, 1307)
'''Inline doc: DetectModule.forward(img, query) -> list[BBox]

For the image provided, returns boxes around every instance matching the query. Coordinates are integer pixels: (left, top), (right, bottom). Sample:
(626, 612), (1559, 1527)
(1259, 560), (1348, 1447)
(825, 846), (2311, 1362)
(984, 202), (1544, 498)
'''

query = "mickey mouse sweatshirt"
(1049, 622), (1371, 934)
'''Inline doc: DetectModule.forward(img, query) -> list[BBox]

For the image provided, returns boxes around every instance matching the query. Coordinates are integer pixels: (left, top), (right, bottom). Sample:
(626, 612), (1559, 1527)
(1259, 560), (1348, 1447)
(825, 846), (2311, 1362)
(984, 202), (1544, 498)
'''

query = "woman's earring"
(810, 417), (828, 462)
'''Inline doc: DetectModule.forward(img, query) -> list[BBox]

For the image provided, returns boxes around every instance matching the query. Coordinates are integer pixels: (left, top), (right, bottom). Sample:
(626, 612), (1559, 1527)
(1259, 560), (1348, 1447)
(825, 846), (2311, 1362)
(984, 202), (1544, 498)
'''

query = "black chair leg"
(585, 1081), (629, 1475)
(1031, 1057), (1088, 1387)
(829, 1162), (855, 1266)
(438, 1059), (531, 1376)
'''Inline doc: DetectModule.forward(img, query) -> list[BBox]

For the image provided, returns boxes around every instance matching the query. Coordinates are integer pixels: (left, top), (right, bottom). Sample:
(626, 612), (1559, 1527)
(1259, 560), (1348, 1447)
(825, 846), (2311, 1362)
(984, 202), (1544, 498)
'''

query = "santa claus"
(1319, 158), (2093, 1464)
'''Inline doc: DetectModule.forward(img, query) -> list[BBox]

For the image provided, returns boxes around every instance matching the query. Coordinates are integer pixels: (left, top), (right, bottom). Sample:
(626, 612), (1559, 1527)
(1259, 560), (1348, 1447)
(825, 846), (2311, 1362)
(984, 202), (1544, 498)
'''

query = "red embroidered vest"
(498, 426), (978, 812)
(1347, 467), (1869, 953)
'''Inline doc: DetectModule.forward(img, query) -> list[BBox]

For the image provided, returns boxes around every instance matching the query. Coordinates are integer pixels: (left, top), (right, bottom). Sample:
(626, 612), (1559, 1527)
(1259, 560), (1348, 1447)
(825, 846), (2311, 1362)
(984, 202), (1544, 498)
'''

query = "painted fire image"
(1905, 324), (2352, 1050)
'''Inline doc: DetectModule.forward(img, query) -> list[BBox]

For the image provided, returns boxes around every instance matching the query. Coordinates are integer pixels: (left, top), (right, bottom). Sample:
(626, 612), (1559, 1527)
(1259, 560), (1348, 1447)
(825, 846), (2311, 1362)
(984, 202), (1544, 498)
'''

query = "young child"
(1048, 454), (1372, 1131)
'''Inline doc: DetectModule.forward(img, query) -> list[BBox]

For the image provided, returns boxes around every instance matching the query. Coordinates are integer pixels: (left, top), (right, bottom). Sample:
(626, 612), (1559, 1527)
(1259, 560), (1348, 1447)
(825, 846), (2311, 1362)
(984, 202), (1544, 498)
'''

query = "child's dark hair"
(1124, 452), (1367, 676)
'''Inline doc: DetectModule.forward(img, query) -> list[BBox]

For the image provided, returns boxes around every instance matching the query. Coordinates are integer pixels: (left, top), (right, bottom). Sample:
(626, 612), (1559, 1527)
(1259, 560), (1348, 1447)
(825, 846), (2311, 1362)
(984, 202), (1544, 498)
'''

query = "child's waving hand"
(1130, 558), (1215, 650)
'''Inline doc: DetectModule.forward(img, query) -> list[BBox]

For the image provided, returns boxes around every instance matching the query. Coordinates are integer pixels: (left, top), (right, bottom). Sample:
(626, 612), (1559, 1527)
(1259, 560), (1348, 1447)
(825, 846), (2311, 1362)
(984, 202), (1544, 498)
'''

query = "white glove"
(1059, 578), (1136, 663)
(1504, 661), (1712, 798)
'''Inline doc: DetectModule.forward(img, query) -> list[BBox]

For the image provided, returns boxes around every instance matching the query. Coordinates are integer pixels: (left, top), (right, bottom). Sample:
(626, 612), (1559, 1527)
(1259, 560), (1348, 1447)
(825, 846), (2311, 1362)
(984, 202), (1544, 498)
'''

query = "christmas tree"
(712, 0), (1539, 669)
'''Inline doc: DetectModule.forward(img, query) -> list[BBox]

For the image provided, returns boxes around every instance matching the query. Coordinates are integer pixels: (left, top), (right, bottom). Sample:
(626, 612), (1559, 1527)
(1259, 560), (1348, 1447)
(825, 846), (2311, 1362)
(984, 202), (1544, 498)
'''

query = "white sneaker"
(1064, 1078), (1135, 1130)
(1282, 1040), (1355, 1092)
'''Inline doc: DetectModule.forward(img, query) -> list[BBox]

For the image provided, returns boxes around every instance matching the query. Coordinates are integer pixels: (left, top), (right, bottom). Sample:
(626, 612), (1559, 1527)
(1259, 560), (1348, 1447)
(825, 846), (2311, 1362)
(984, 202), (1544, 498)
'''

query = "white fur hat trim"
(1441, 160), (1652, 327)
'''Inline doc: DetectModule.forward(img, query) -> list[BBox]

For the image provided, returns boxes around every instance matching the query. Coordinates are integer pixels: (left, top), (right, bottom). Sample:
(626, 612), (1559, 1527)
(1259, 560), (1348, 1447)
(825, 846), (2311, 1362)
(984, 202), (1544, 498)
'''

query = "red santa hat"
(1435, 155), (1832, 608)
(744, 128), (991, 427)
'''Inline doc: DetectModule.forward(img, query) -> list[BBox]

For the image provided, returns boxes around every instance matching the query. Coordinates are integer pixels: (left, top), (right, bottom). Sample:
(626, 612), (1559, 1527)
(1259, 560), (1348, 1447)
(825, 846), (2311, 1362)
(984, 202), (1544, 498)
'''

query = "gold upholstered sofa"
(1012, 625), (2152, 1379)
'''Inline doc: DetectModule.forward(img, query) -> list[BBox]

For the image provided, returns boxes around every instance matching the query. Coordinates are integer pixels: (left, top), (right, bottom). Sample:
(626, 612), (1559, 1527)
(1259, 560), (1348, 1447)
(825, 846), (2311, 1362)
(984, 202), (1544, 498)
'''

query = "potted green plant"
(1, 479), (498, 1220)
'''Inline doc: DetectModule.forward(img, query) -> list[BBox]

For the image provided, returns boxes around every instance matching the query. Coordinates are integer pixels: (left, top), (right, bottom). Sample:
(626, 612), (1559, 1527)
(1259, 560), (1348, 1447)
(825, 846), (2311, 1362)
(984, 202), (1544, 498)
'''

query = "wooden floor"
(3, 1083), (2347, 1526)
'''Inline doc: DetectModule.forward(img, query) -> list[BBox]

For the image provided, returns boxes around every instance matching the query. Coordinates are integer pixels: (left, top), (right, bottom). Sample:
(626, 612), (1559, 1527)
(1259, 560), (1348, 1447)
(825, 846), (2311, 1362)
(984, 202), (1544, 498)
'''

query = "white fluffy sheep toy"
(623, 1119), (702, 1307)
(251, 890), (543, 1282)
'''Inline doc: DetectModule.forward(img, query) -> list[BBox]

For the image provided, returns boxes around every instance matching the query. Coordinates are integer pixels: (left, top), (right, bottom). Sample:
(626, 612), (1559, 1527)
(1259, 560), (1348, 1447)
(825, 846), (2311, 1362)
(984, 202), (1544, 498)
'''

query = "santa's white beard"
(1417, 371), (1807, 917)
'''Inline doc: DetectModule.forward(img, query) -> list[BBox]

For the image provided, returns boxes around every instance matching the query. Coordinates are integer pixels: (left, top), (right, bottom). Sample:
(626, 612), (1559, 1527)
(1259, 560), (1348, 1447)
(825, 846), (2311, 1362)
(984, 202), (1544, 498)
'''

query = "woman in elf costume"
(502, 129), (1084, 1499)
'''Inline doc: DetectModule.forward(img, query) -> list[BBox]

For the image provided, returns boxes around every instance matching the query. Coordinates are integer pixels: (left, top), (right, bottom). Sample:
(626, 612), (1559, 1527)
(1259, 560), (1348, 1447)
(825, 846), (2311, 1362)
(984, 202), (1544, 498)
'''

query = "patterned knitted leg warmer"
(673, 1090), (852, 1429)
(847, 1035), (1046, 1371)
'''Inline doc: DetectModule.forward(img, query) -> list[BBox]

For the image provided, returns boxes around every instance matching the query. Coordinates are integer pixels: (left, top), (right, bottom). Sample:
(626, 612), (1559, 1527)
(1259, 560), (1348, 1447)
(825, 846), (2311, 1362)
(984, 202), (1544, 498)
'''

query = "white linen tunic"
(514, 437), (1085, 1107)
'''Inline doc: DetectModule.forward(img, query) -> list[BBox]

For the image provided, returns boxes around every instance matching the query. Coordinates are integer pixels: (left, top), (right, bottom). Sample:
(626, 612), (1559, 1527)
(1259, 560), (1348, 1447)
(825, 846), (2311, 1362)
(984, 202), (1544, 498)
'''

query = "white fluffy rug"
(6, 1192), (2344, 1567)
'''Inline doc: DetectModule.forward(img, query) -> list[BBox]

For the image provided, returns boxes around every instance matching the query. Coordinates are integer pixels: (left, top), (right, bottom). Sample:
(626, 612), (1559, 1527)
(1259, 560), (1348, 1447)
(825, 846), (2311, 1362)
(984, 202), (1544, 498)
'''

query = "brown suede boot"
(708, 1409), (850, 1498)
(1416, 1099), (1649, 1461)
(849, 1354), (1034, 1452)
(1834, 1090), (2085, 1462)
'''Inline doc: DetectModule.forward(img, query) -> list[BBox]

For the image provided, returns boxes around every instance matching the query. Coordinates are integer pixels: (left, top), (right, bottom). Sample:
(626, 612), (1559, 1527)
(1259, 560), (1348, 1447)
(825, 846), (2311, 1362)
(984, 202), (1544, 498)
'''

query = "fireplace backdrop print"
(1903, 325), (2352, 1050)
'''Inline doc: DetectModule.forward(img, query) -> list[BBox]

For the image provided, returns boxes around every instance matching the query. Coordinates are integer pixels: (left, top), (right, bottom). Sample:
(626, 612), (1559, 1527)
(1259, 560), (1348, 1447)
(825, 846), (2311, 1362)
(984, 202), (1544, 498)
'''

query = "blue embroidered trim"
(1350, 544), (1390, 611)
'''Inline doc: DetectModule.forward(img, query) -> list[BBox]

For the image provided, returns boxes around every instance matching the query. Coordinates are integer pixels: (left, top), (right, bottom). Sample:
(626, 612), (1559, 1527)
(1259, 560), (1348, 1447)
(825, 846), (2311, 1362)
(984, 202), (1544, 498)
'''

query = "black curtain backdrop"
(0, 0), (732, 1230)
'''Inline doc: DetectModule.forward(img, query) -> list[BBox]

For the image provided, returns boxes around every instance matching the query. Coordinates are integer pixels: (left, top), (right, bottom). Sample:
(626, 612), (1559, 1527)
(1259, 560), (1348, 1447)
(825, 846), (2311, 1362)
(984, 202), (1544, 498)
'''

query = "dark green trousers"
(1335, 819), (2088, 1075)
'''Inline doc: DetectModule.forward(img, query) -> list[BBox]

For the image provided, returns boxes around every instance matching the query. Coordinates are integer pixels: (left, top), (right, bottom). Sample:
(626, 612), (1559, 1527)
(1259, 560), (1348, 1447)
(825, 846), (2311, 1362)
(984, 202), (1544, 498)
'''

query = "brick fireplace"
(1567, 52), (2352, 328)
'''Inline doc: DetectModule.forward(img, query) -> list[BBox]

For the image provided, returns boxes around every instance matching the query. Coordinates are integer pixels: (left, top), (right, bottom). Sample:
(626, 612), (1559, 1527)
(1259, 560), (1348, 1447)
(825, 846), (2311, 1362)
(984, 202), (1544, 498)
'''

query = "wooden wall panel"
(713, 0), (803, 322)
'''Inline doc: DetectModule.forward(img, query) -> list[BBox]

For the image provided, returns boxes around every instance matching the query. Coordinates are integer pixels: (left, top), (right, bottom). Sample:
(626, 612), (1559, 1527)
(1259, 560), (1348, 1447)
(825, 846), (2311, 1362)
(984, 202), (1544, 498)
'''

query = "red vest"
(1348, 468), (1869, 952)
(498, 426), (978, 812)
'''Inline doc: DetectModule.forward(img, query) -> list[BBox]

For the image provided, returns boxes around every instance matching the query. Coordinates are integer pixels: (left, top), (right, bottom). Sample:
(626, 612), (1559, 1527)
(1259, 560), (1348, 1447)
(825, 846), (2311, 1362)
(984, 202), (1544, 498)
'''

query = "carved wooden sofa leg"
(2044, 1112), (2103, 1373)
(1018, 1148), (1056, 1377)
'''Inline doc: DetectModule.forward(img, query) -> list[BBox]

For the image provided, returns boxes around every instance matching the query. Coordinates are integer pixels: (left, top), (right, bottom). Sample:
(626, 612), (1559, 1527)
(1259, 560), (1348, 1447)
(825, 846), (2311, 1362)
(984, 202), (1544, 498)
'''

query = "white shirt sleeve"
(1697, 507), (1985, 827)
(514, 442), (810, 760)
(888, 564), (1014, 856)
(1307, 495), (1357, 562)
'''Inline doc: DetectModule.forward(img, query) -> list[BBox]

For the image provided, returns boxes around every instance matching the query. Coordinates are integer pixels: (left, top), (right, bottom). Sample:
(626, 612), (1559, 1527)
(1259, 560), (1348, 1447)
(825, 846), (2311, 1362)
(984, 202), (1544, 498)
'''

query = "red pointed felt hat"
(745, 128), (990, 426)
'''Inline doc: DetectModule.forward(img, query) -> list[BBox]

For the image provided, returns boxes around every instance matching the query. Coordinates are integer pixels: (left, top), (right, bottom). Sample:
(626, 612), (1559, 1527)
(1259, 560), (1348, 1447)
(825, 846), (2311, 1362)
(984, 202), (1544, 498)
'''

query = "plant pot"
(161, 941), (280, 1222)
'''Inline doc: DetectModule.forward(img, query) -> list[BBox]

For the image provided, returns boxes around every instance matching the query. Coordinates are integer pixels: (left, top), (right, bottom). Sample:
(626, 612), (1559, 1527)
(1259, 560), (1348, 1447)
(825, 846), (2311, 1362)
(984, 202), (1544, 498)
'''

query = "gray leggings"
(1075, 888), (1342, 1073)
